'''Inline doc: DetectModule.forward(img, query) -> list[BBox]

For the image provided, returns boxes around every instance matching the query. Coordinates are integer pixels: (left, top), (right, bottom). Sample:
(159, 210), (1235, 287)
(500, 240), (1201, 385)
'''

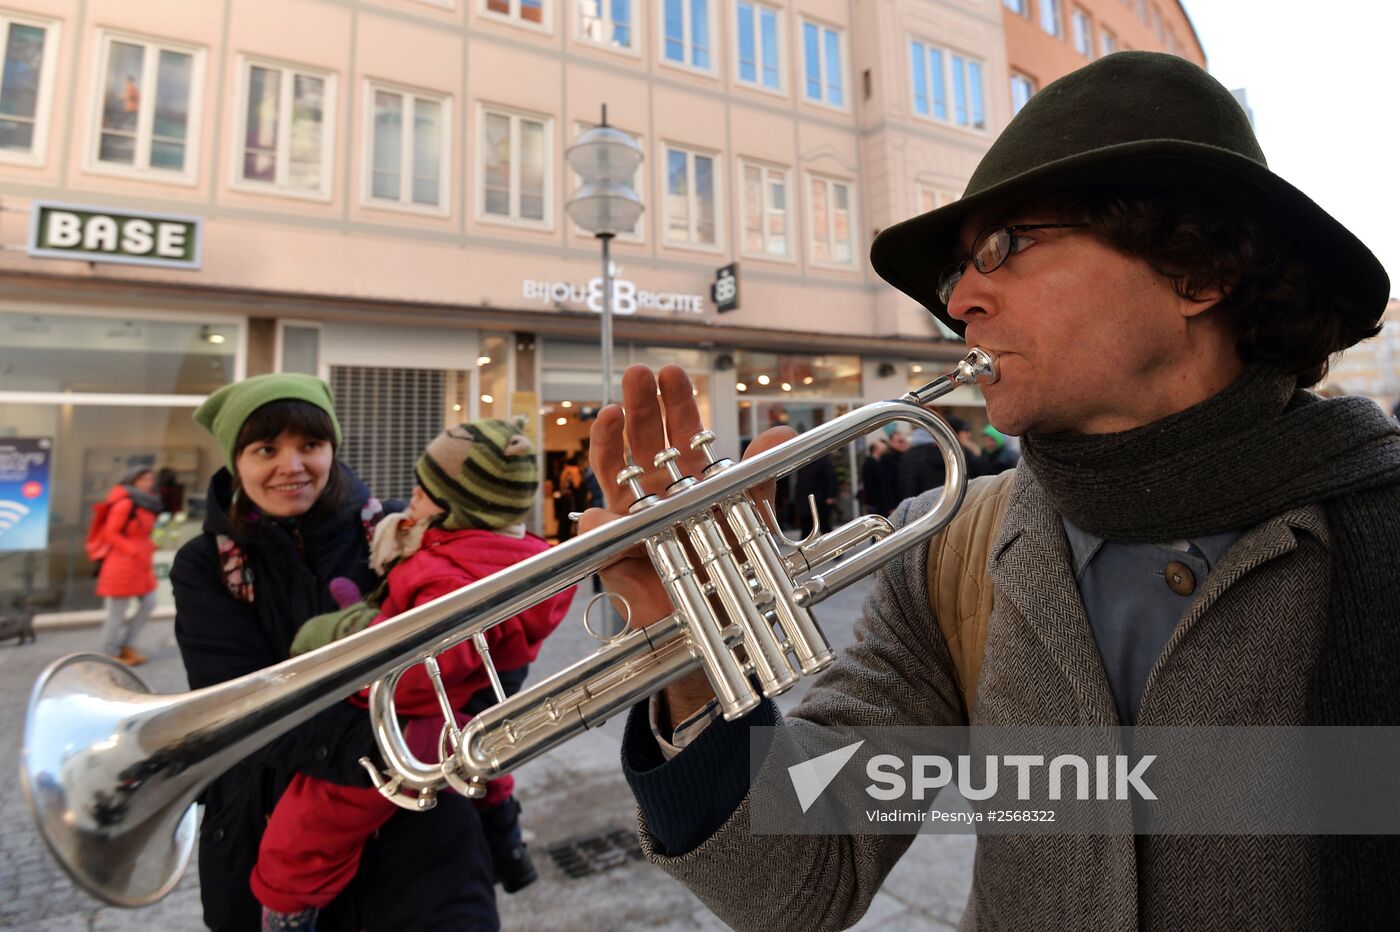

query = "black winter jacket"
(172, 466), (498, 931)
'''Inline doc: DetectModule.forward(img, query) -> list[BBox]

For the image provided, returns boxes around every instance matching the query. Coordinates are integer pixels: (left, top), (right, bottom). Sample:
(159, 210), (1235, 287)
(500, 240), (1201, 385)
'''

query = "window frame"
(658, 0), (718, 76)
(0, 12), (60, 167)
(661, 141), (723, 253)
(86, 30), (204, 184)
(575, 0), (638, 56)
(475, 103), (554, 231)
(231, 55), (337, 202)
(1039, 0), (1063, 38)
(910, 39), (987, 132)
(1071, 6), (1093, 57)
(569, 119), (645, 243)
(361, 79), (452, 216)
(737, 158), (792, 262)
(1010, 71), (1036, 114)
(916, 184), (954, 216)
(1100, 27), (1118, 57)
(799, 18), (847, 112)
(733, 0), (786, 96)
(1002, 0), (1029, 15)
(806, 172), (857, 270)
(480, 0), (553, 33)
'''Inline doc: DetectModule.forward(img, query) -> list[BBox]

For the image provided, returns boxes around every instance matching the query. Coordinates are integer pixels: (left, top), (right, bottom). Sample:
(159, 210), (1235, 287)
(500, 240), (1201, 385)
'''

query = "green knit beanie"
(982, 425), (1007, 451)
(194, 373), (342, 470)
(416, 419), (539, 531)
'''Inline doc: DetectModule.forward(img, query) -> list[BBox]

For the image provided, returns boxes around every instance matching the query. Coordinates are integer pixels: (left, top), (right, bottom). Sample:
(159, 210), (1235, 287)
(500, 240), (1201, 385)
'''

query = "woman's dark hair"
(1052, 186), (1380, 388)
(228, 398), (345, 535)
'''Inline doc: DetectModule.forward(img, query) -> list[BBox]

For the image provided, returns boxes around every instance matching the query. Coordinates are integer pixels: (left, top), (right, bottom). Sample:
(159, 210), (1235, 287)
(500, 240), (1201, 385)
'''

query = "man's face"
(888, 431), (910, 453)
(945, 210), (1232, 436)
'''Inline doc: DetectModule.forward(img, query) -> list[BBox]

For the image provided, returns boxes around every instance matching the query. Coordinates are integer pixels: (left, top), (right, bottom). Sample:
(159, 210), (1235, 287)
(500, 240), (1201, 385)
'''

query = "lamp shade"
(565, 125), (644, 184)
(565, 179), (645, 236)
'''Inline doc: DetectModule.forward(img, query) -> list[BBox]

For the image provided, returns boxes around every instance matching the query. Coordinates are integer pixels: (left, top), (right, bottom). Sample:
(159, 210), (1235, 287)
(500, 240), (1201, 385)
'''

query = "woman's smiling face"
(234, 430), (334, 518)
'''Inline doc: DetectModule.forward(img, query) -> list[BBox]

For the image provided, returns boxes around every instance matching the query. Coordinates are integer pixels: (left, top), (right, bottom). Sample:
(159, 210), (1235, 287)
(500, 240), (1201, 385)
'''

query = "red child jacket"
(364, 527), (575, 717)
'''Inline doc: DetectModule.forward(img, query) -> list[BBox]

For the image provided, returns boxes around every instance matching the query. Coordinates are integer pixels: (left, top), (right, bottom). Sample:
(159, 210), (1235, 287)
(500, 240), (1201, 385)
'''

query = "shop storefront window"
(477, 333), (510, 420)
(0, 311), (236, 394)
(734, 351), (860, 398)
(0, 311), (238, 616)
(0, 403), (226, 615)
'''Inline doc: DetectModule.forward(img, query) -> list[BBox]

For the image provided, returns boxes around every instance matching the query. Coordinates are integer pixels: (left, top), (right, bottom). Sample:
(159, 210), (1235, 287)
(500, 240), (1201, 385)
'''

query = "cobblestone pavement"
(0, 576), (973, 931)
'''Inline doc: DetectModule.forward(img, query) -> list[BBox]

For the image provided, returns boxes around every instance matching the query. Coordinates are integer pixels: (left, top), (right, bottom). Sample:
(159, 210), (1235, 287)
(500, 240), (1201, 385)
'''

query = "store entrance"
(738, 400), (859, 536)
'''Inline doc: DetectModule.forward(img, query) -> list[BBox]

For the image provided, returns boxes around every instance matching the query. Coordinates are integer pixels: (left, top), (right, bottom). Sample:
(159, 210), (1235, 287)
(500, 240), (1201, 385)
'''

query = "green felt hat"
(870, 51), (1390, 339)
(194, 373), (342, 470)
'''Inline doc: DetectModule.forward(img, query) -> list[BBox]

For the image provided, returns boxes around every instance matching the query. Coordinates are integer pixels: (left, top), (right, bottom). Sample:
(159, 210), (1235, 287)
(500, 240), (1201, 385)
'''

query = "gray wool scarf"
(1018, 365), (1400, 542)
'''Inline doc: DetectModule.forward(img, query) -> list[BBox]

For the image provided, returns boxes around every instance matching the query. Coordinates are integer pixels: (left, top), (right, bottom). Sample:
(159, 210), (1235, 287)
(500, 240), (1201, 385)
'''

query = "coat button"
(315, 746), (329, 761)
(1164, 561), (1196, 596)
(211, 827), (226, 842)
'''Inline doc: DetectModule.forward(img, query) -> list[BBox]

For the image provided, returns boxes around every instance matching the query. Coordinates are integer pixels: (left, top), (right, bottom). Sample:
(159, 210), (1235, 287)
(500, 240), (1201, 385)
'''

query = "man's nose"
(945, 266), (996, 322)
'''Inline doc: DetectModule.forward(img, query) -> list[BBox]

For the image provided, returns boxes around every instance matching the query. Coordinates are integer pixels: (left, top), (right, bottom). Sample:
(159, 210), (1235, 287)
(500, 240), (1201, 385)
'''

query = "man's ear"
(1180, 284), (1227, 319)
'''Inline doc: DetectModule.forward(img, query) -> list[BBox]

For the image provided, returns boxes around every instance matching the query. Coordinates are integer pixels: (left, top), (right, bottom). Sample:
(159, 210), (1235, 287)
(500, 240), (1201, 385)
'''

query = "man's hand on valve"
(578, 363), (795, 729)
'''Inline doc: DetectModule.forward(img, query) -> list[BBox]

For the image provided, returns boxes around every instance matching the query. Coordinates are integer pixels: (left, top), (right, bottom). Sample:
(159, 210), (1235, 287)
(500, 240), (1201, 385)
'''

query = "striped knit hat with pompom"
(416, 418), (539, 530)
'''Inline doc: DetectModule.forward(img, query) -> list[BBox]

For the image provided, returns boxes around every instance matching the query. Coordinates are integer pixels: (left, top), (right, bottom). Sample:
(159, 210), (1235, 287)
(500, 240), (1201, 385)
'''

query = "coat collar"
(987, 469), (1118, 725)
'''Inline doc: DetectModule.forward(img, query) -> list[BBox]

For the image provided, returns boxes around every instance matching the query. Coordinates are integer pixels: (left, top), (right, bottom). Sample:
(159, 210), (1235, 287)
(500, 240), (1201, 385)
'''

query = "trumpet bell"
(22, 653), (198, 906)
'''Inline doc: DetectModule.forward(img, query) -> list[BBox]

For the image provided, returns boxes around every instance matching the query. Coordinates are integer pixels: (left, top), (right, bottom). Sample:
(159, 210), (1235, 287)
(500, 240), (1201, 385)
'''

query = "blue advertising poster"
(0, 438), (52, 552)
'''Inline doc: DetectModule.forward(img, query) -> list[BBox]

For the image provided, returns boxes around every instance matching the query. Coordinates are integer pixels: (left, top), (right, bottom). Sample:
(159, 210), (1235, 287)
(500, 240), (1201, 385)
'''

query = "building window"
(1071, 7), (1093, 56)
(911, 41), (985, 130)
(801, 21), (844, 108)
(1003, 0), (1028, 14)
(808, 175), (853, 267)
(736, 1), (781, 91)
(740, 161), (788, 258)
(1040, 0), (1062, 37)
(578, 0), (632, 50)
(1010, 72), (1036, 114)
(238, 60), (333, 197)
(664, 144), (717, 247)
(480, 107), (550, 225)
(663, 0), (712, 71)
(917, 185), (954, 214)
(0, 14), (57, 163)
(483, 0), (547, 28)
(1101, 28), (1118, 56)
(367, 85), (448, 211)
(1152, 4), (1164, 42)
(92, 34), (201, 179)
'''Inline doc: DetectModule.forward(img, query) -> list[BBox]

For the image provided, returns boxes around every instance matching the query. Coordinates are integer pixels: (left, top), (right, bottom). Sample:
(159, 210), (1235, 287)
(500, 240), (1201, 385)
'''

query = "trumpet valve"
(653, 447), (691, 488)
(690, 430), (732, 476)
(617, 464), (653, 511)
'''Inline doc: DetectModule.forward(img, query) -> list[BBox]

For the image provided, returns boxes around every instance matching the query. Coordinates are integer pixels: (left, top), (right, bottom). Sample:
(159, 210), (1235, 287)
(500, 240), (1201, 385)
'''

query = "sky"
(1180, 1), (1398, 299)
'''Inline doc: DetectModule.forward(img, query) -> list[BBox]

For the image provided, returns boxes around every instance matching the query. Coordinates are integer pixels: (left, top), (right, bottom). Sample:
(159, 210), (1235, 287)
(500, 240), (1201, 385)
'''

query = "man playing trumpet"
(582, 52), (1399, 929)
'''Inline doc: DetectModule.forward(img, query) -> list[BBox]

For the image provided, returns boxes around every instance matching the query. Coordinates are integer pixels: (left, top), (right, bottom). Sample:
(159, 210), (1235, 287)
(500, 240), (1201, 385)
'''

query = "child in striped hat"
(253, 419), (574, 932)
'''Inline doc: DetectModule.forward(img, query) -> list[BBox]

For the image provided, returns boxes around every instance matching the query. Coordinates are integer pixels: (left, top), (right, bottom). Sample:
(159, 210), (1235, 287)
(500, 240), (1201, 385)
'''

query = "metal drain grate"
(546, 828), (645, 879)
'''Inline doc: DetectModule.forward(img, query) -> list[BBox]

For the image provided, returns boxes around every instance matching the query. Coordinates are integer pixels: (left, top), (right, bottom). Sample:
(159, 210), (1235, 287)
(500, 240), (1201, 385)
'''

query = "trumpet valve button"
(654, 447), (686, 483)
(689, 429), (718, 459)
(616, 464), (647, 499)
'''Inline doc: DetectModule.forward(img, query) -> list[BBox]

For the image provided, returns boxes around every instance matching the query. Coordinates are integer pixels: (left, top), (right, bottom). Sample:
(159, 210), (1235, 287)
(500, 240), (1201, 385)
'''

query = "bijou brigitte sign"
(522, 264), (705, 316)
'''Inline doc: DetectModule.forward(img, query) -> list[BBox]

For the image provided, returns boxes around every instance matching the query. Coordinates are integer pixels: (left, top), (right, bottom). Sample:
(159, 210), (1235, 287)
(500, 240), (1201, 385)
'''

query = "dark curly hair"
(1050, 186), (1380, 388)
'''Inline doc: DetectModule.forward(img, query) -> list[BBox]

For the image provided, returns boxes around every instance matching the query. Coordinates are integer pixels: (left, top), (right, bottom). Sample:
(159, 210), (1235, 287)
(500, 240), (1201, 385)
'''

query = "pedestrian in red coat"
(252, 419), (573, 932)
(96, 466), (160, 665)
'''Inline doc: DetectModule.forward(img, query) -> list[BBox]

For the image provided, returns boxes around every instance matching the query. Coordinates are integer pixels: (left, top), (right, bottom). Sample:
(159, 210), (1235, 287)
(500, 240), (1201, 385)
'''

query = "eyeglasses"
(936, 223), (1087, 305)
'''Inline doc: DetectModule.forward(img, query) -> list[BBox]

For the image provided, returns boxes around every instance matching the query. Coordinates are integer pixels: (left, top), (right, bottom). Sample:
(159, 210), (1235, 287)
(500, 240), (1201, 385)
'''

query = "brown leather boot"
(118, 645), (148, 666)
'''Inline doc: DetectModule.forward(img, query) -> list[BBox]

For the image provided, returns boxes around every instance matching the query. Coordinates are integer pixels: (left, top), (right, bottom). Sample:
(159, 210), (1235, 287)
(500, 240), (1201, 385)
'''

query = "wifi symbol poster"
(0, 438), (51, 552)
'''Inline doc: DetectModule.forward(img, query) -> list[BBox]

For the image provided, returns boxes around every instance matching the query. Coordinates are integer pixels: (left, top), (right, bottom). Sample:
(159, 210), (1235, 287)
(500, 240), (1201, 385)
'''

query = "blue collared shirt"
(1061, 519), (1241, 725)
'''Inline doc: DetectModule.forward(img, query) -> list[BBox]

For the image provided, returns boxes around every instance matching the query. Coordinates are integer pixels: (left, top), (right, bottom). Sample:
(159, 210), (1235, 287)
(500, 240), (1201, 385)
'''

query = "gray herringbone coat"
(638, 469), (1336, 931)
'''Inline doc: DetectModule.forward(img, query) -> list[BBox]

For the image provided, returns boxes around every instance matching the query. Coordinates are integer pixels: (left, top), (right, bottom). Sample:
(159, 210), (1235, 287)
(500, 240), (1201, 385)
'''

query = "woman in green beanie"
(169, 373), (498, 932)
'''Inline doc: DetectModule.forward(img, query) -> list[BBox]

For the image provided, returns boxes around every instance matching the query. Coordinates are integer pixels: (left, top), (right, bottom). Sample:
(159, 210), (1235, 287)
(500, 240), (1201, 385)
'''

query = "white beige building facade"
(0, 0), (1026, 615)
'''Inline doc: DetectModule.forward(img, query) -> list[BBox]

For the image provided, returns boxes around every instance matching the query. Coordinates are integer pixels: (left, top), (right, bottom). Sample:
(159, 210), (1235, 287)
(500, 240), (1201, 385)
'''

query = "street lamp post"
(564, 105), (644, 409)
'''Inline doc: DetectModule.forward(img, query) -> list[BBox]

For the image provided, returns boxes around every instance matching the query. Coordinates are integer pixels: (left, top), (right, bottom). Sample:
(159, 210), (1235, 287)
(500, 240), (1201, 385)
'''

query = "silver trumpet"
(21, 348), (996, 907)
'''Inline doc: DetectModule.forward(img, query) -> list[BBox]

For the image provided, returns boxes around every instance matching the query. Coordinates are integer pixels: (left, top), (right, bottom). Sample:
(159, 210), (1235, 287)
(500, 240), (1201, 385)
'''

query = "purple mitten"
(328, 576), (362, 609)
